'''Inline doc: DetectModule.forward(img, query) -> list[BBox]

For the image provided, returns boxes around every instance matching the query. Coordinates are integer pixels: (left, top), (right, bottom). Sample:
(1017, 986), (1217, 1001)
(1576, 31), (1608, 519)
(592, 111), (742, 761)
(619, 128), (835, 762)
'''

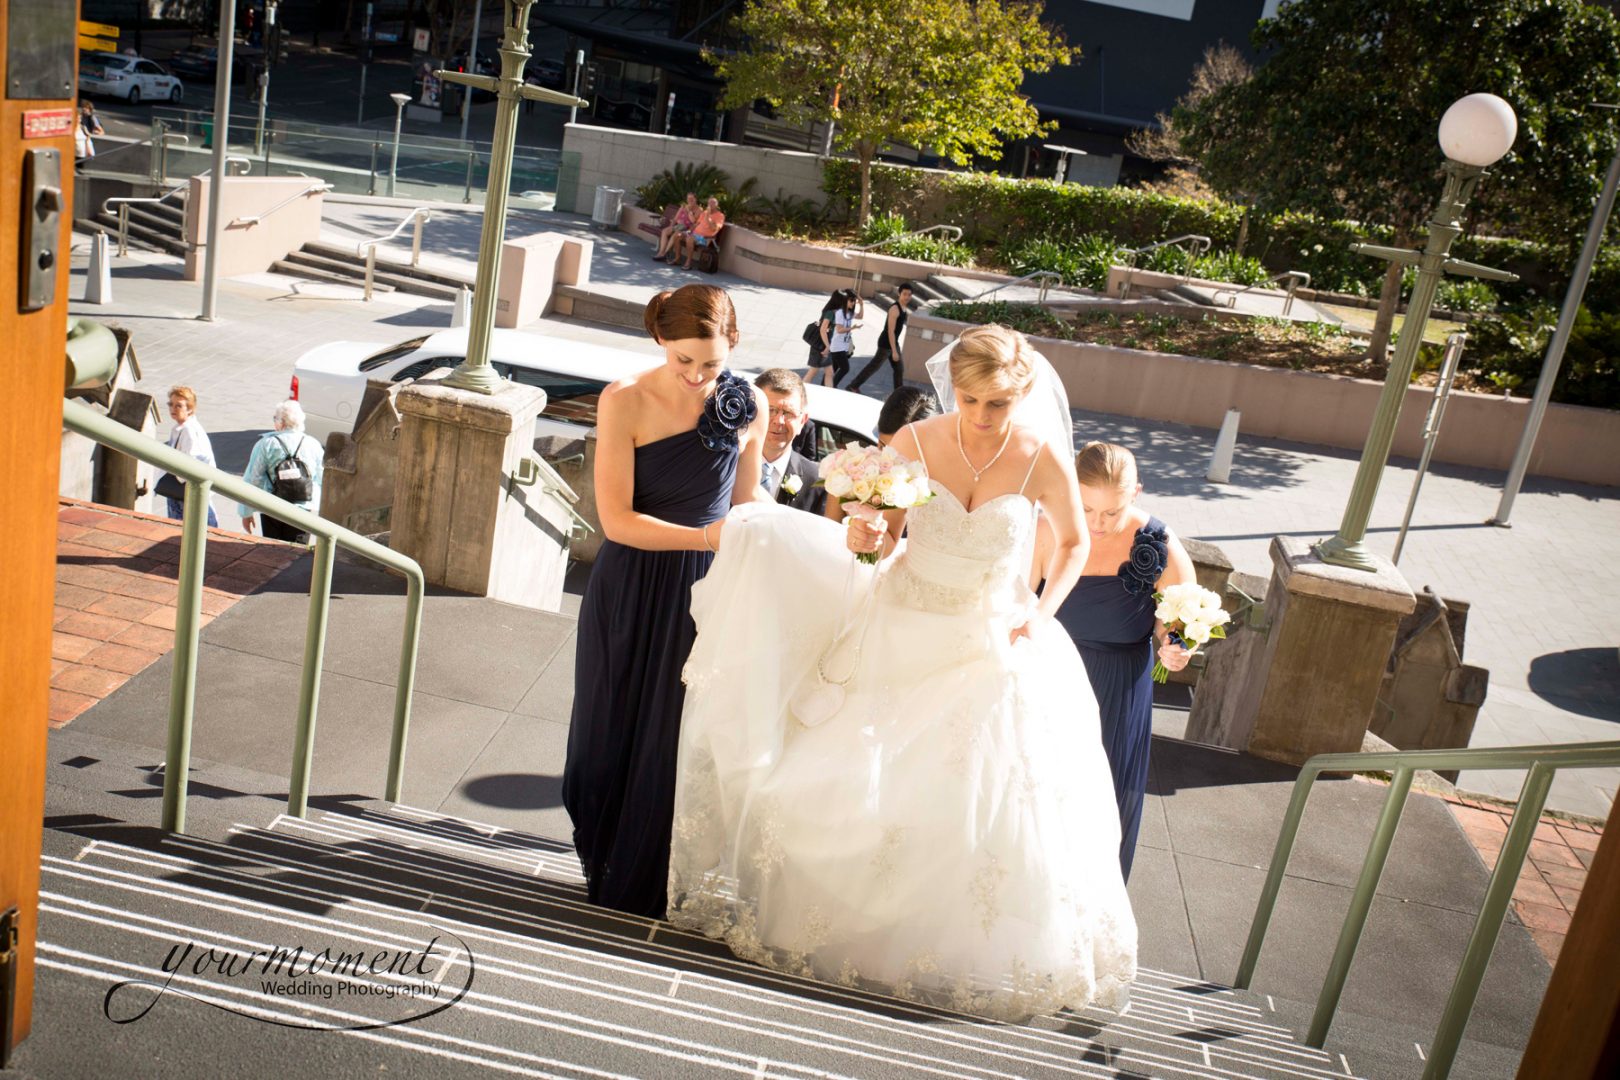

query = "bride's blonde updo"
(949, 324), (1038, 398)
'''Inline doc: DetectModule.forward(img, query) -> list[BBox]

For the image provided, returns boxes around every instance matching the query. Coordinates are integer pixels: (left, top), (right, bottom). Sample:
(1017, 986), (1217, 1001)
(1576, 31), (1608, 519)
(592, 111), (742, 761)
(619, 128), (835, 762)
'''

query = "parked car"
(164, 44), (251, 85)
(527, 58), (566, 90)
(290, 328), (881, 457)
(78, 51), (183, 104)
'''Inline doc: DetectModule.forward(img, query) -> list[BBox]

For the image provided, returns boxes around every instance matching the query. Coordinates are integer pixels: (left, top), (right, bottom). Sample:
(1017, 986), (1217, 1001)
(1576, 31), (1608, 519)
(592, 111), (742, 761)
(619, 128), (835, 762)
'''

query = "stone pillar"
(390, 378), (573, 611)
(1216, 535), (1416, 766)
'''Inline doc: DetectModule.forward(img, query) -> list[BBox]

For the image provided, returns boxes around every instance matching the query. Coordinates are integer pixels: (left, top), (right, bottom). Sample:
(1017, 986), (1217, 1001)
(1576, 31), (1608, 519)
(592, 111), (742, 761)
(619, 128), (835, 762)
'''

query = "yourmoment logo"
(103, 928), (476, 1031)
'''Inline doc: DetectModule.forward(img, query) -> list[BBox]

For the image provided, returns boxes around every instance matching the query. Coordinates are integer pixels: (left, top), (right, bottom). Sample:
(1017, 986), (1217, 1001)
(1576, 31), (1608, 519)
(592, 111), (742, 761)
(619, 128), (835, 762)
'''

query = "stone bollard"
(1185, 536), (1416, 765)
(1207, 408), (1239, 483)
(390, 377), (574, 611)
(450, 286), (471, 328)
(85, 231), (112, 305)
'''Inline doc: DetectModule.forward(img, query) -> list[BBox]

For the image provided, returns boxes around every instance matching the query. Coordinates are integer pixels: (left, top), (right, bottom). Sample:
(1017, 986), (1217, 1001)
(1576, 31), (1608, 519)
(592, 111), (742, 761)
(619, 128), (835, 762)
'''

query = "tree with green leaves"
(710, 0), (1076, 224)
(1174, 0), (1620, 362)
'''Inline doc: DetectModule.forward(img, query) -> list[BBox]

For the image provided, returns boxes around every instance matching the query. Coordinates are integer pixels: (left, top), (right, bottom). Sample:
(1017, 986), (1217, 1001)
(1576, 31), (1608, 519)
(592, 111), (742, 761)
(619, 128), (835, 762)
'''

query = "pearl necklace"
(956, 413), (1013, 483)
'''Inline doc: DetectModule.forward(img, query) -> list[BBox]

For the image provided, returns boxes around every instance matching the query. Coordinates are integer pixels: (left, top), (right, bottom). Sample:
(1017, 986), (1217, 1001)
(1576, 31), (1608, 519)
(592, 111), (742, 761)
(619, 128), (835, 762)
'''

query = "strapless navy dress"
(563, 372), (755, 918)
(1054, 517), (1169, 881)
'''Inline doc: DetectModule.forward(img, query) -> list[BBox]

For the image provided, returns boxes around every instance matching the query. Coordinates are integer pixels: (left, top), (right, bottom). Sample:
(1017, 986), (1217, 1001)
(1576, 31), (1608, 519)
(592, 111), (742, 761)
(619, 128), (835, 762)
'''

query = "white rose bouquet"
(1152, 582), (1231, 683)
(816, 443), (934, 564)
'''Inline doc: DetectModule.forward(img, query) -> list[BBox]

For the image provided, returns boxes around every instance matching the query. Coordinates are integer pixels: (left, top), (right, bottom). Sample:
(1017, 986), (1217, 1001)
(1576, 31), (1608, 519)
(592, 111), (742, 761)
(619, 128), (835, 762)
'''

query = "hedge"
(820, 160), (1619, 309)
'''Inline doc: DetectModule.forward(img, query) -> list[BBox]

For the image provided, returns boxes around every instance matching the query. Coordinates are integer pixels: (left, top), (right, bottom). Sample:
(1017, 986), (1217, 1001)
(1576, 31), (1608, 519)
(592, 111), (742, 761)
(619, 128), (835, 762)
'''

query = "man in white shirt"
(753, 369), (823, 515)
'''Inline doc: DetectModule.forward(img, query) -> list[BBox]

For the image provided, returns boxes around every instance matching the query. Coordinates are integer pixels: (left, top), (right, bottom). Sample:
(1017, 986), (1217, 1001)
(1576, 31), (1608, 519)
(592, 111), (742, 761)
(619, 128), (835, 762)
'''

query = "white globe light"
(1438, 93), (1518, 167)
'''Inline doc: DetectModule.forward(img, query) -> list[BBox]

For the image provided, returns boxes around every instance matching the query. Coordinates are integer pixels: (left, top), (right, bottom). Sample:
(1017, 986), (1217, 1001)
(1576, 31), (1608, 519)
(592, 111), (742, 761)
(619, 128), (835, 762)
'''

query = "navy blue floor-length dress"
(1054, 517), (1168, 881)
(563, 375), (751, 918)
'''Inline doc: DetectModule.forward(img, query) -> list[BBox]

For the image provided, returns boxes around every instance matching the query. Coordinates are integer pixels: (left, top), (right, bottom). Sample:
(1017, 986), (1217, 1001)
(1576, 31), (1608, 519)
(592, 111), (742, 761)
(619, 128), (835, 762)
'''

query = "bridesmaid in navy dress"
(564, 284), (768, 918)
(1032, 442), (1194, 880)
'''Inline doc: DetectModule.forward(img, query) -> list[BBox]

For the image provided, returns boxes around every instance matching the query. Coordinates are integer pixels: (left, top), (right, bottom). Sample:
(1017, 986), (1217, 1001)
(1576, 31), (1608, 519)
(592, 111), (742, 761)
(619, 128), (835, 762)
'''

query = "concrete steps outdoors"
(922, 273), (969, 301)
(28, 781), (1375, 1080)
(79, 195), (191, 257)
(285, 239), (473, 301)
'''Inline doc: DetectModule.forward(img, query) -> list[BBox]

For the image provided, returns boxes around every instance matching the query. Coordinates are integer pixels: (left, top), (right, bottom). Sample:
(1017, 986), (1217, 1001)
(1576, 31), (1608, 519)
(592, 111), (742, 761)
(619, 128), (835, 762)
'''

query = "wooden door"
(0, 0), (76, 1062)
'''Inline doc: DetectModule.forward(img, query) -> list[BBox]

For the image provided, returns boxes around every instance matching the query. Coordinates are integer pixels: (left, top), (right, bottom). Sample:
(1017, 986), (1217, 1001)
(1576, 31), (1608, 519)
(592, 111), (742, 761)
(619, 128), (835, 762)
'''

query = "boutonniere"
(782, 473), (804, 496)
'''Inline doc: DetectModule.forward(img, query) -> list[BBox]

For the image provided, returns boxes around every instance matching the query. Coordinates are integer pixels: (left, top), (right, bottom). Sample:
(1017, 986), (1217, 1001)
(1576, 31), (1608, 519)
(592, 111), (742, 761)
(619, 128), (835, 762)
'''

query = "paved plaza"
(67, 202), (1620, 819)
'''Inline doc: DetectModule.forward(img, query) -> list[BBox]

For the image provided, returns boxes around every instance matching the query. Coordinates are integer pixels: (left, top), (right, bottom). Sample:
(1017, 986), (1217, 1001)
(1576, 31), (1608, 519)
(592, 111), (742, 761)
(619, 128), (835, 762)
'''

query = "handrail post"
(1423, 763), (1556, 1080)
(364, 244), (376, 302)
(411, 211), (424, 268)
(117, 205), (129, 257)
(288, 536), (335, 819)
(369, 141), (379, 196)
(386, 573), (424, 803)
(160, 478), (212, 834)
(464, 149), (475, 204)
(1236, 763), (1322, 987)
(1307, 765), (1417, 1047)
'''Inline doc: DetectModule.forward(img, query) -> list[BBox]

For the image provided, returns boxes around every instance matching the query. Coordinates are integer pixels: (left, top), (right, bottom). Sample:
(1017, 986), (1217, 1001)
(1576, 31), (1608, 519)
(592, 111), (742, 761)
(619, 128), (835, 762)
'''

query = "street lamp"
(436, 0), (587, 393)
(388, 92), (411, 197)
(253, 1), (279, 159)
(1315, 94), (1520, 572)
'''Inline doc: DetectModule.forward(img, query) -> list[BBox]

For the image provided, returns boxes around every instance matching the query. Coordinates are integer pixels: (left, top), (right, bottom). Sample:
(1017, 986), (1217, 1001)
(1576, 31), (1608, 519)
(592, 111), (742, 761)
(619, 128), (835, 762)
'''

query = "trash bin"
(590, 185), (623, 229)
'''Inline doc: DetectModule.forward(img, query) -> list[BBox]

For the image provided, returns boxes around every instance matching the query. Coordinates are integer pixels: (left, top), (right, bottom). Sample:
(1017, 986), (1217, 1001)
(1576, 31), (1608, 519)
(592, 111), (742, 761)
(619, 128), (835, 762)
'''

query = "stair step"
(1168, 283), (1219, 307)
(302, 240), (473, 291)
(34, 809), (1367, 1080)
(279, 250), (399, 286)
(921, 273), (968, 301)
(269, 259), (397, 292)
(83, 213), (188, 256)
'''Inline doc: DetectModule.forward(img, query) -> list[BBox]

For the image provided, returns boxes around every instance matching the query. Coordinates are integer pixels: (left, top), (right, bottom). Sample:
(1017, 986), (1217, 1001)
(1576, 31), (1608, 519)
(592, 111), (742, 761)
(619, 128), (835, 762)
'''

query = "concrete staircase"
(269, 240), (473, 300)
(32, 794), (1373, 1080)
(76, 192), (190, 257)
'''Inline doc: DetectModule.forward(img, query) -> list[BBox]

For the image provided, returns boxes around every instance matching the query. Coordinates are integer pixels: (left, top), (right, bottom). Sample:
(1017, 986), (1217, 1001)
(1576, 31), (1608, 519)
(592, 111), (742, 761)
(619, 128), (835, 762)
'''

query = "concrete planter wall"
(617, 206), (1007, 299)
(563, 124), (829, 217)
(909, 311), (1620, 487)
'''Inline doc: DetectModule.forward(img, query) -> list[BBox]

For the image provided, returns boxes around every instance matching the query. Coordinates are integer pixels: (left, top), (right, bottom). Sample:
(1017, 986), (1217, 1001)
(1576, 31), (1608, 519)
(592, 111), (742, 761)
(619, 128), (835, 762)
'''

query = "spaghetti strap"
(906, 423), (931, 473)
(1017, 442), (1044, 496)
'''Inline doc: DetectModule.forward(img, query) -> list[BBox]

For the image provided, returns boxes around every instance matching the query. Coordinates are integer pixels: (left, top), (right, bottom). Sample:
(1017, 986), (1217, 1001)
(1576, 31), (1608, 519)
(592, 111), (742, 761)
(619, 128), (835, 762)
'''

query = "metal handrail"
(355, 207), (432, 302)
(1211, 270), (1312, 316)
(60, 398), (425, 835)
(1235, 740), (1620, 1079)
(103, 159), (254, 255)
(230, 180), (334, 226)
(960, 270), (1065, 305)
(843, 225), (965, 296)
(1117, 234), (1213, 298)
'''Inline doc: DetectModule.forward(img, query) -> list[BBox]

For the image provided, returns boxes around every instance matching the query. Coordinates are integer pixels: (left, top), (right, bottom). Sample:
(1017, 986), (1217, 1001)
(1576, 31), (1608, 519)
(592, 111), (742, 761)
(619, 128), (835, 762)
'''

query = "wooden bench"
(638, 206), (678, 241)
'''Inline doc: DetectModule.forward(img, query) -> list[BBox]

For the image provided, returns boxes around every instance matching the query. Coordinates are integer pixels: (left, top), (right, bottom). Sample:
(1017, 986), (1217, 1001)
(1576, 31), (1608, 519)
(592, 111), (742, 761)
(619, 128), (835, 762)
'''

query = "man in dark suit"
(754, 369), (825, 516)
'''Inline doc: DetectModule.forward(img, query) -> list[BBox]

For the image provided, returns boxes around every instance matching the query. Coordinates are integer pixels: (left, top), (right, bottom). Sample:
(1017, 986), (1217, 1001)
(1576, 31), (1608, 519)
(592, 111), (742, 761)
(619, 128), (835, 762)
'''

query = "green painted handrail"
(60, 398), (425, 832)
(1235, 739), (1620, 1079)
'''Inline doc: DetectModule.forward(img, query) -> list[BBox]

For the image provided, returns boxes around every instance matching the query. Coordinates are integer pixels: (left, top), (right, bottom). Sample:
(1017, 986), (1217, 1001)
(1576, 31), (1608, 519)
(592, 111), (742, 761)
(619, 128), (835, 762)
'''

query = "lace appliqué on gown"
(668, 494), (1138, 1022)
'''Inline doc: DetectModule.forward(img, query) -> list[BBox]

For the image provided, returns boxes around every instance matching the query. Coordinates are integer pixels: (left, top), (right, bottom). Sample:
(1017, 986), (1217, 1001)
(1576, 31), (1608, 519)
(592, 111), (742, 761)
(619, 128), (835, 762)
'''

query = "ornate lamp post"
(436, 0), (587, 394)
(1316, 94), (1520, 571)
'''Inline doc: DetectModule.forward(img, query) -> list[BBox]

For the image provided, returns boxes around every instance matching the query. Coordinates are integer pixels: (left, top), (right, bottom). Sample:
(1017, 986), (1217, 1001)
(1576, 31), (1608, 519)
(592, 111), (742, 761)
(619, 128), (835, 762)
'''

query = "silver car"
(79, 51), (183, 105)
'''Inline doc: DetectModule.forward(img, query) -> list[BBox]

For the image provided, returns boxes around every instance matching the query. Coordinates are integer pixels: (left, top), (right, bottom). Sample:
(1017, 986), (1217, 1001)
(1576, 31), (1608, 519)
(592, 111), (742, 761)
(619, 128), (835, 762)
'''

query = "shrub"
(715, 177), (761, 218)
(1191, 250), (1269, 286)
(635, 161), (729, 210)
(1468, 304), (1619, 408)
(761, 189), (828, 234)
(1436, 278), (1500, 314)
(1008, 237), (1082, 284)
(858, 211), (909, 246)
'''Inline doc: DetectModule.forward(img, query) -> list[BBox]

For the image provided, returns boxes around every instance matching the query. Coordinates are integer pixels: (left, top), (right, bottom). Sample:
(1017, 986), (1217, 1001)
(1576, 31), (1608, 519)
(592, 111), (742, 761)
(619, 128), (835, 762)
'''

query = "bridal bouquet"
(817, 443), (934, 564)
(1152, 582), (1231, 683)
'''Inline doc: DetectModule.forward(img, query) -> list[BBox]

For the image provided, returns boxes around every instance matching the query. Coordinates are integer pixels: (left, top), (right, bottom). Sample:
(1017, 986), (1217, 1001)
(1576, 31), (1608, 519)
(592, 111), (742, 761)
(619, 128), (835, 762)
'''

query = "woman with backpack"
(237, 400), (325, 543)
(804, 288), (862, 388)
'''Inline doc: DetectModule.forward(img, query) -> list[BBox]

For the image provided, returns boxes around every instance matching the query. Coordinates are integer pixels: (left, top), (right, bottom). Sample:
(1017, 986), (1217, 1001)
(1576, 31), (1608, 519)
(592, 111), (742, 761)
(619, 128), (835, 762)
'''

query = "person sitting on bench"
(679, 197), (726, 270)
(655, 192), (699, 261)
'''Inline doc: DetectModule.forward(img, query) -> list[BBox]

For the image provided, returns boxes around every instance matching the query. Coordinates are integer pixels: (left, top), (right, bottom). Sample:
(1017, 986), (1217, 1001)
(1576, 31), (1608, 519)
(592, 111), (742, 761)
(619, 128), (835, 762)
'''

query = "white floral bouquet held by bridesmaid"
(815, 443), (934, 564)
(1152, 583), (1231, 683)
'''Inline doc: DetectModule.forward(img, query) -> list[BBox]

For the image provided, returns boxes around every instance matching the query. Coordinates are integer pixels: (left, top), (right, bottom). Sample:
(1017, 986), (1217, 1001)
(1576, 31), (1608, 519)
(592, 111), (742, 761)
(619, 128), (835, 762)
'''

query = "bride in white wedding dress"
(669, 325), (1137, 1021)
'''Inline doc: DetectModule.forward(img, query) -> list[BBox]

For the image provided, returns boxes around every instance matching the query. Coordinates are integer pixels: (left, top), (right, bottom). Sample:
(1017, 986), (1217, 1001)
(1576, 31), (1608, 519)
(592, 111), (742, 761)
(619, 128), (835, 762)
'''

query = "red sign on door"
(22, 109), (75, 139)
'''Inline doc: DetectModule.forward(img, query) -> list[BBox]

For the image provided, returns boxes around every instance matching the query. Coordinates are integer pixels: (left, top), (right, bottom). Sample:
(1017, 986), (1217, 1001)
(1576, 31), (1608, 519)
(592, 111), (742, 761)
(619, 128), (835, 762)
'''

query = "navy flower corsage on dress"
(1119, 520), (1169, 596)
(697, 371), (757, 451)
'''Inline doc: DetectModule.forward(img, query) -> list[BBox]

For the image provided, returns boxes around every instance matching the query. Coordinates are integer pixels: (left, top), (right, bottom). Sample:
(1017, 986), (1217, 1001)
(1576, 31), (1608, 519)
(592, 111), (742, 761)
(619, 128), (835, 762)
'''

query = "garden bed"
(930, 302), (1499, 395)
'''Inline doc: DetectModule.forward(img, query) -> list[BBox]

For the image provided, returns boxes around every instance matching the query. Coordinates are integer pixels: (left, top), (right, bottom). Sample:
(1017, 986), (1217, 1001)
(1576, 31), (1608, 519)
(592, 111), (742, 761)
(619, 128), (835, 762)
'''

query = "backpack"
(270, 434), (314, 503)
(802, 320), (823, 347)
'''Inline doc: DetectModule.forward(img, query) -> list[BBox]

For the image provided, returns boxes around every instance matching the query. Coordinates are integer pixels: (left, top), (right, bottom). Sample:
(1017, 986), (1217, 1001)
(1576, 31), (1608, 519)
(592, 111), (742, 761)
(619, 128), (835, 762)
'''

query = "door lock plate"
(20, 148), (62, 312)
